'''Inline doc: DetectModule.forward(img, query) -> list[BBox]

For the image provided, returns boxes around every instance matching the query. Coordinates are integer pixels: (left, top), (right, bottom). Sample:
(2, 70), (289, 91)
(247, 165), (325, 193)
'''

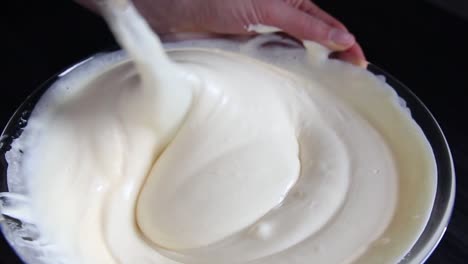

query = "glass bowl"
(367, 64), (455, 263)
(0, 54), (455, 263)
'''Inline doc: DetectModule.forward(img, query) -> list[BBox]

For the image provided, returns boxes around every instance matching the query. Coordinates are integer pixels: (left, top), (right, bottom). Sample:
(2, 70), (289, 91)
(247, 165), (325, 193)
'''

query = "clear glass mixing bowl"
(0, 51), (455, 263)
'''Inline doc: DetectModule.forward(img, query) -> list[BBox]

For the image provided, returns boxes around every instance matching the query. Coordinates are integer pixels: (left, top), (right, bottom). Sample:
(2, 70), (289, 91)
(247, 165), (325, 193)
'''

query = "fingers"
(330, 43), (368, 67)
(297, 1), (367, 66)
(298, 1), (348, 31)
(261, 1), (355, 51)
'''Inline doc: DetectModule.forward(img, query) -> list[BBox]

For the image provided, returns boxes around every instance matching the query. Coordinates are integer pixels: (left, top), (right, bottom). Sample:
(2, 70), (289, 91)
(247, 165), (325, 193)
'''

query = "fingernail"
(359, 60), (369, 68)
(329, 29), (355, 47)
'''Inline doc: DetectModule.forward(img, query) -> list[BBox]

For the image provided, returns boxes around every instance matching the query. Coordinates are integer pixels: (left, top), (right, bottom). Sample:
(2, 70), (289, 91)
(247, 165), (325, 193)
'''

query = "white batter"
(0, 1), (436, 264)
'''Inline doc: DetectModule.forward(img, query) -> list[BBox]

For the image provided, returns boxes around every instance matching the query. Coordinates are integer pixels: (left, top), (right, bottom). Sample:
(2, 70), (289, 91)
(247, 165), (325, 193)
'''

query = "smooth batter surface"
(0, 2), (436, 264)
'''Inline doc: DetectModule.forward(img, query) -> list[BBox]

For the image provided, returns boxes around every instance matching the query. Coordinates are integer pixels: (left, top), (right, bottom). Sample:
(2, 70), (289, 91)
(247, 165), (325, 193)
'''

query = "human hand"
(77, 0), (366, 66)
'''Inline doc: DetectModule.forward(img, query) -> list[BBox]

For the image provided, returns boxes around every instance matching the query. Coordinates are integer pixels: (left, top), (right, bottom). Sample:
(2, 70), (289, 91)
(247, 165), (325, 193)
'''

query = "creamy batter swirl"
(0, 3), (436, 264)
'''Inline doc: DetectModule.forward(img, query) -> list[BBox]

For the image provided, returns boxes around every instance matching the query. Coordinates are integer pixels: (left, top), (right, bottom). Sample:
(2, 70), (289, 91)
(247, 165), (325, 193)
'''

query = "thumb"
(261, 1), (355, 51)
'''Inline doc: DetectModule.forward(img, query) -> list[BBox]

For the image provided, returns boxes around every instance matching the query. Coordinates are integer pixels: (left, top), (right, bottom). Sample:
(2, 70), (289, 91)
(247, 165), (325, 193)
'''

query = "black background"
(1, 0), (467, 263)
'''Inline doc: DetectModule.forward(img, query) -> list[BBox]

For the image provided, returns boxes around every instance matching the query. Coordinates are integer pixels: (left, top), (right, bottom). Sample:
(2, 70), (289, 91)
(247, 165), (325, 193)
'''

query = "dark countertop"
(1, 0), (467, 263)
